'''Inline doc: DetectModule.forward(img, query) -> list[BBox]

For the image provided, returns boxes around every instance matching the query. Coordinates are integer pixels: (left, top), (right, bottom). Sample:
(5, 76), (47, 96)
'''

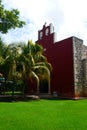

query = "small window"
(45, 28), (49, 36)
(40, 31), (43, 39)
(50, 23), (54, 33)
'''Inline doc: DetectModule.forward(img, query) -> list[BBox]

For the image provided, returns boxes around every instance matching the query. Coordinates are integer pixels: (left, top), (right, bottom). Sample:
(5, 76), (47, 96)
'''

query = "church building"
(35, 23), (87, 99)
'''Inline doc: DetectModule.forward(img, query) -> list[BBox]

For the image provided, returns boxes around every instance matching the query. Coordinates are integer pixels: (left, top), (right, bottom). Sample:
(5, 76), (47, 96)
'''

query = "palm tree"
(19, 40), (52, 94)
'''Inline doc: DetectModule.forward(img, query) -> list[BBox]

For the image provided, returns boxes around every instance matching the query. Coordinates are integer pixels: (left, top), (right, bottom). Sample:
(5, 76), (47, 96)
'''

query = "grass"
(0, 99), (87, 130)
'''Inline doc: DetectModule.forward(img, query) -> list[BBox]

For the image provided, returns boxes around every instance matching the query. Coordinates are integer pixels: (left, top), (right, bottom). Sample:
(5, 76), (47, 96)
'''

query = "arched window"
(50, 23), (54, 33)
(40, 31), (43, 39)
(45, 28), (49, 36)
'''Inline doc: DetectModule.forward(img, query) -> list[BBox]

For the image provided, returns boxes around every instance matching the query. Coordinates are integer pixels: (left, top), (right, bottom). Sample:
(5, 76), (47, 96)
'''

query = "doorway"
(39, 80), (49, 93)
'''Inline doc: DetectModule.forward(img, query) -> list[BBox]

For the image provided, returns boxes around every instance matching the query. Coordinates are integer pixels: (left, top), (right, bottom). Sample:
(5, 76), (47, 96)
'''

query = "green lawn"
(0, 99), (87, 130)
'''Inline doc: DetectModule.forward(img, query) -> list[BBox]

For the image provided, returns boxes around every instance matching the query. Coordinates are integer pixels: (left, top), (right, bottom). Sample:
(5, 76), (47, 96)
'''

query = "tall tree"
(0, 0), (25, 33)
(0, 37), (7, 75)
(19, 41), (52, 94)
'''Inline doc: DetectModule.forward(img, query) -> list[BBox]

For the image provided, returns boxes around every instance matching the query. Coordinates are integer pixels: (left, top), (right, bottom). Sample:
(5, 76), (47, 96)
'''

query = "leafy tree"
(0, 37), (7, 75)
(0, 0), (25, 33)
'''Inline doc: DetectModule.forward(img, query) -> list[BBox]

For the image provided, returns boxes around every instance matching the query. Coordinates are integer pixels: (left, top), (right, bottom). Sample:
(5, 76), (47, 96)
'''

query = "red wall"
(36, 36), (74, 98)
(52, 38), (74, 98)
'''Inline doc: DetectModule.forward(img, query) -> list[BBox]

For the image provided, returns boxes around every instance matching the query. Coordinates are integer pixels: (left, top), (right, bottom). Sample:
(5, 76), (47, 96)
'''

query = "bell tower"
(38, 23), (54, 40)
(36, 23), (56, 48)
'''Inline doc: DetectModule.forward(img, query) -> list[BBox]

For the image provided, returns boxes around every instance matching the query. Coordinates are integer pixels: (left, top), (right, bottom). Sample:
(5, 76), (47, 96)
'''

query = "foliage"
(17, 41), (52, 94)
(0, 40), (52, 95)
(0, 0), (25, 33)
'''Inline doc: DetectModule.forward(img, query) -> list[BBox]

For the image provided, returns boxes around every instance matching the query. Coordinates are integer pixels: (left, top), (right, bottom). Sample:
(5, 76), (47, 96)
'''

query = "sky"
(1, 0), (87, 45)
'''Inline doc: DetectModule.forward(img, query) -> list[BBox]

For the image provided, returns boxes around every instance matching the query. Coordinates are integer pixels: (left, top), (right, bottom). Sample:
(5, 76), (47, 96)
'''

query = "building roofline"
(54, 36), (83, 44)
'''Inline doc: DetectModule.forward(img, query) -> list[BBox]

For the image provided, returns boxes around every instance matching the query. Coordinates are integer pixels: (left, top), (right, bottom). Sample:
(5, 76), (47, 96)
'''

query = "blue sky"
(1, 0), (87, 45)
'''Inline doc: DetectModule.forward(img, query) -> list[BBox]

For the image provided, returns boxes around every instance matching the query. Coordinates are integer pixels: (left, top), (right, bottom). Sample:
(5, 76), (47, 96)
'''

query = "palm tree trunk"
(30, 71), (40, 94)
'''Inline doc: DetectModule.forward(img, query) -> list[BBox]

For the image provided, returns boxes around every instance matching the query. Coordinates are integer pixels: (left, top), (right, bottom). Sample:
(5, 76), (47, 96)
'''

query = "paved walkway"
(0, 94), (40, 102)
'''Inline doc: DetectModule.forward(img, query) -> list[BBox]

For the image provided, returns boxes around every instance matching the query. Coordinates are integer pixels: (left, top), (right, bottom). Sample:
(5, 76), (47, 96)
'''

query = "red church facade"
(35, 23), (87, 99)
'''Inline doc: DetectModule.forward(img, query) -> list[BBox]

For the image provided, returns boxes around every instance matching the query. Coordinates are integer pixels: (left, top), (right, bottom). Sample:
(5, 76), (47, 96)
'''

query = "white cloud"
(57, 0), (87, 44)
(1, 0), (87, 45)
